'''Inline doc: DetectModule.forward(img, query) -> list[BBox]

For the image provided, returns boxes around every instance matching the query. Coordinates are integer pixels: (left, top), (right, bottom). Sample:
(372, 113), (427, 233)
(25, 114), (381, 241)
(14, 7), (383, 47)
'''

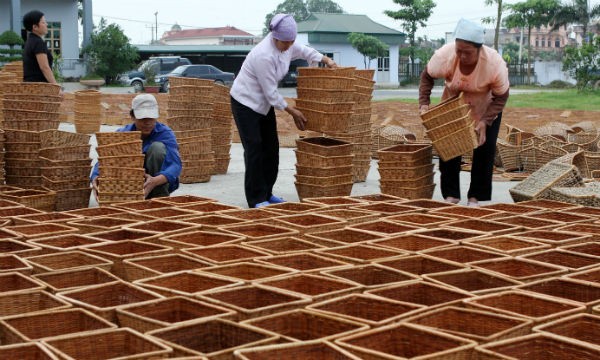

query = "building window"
(45, 22), (61, 55)
(378, 56), (389, 72)
(541, 38), (546, 47)
(555, 37), (561, 47)
(535, 38), (539, 47)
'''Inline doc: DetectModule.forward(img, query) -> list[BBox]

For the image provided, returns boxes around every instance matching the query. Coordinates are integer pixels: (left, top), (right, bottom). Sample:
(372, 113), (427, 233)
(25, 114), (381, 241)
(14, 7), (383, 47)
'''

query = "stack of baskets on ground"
(73, 90), (102, 134)
(498, 122), (600, 178)
(167, 77), (214, 183)
(2, 61), (24, 80)
(2, 82), (61, 132)
(294, 137), (354, 199)
(0, 70), (19, 127)
(420, 92), (478, 161)
(95, 131), (145, 204)
(378, 143), (435, 199)
(40, 130), (92, 211)
(210, 83), (233, 174)
(371, 125), (417, 159)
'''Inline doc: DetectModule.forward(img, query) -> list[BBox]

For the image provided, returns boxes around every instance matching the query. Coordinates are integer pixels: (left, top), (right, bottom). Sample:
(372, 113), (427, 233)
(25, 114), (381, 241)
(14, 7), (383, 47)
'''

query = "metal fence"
(398, 59), (535, 86)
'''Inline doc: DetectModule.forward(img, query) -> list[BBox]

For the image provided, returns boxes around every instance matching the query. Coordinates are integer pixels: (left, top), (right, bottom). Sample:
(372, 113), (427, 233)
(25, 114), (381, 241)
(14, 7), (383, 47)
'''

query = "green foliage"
(0, 30), (24, 49)
(562, 37), (600, 91)
(400, 45), (433, 64)
(384, 0), (436, 66)
(82, 18), (139, 84)
(502, 42), (530, 62)
(263, 0), (343, 35)
(142, 64), (157, 86)
(52, 52), (64, 82)
(482, 0), (507, 50)
(347, 33), (389, 68)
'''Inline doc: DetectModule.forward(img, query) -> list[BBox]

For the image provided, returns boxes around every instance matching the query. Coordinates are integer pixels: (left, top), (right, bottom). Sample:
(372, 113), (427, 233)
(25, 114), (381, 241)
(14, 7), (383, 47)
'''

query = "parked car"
(157, 64), (235, 92)
(279, 59), (309, 87)
(118, 56), (191, 92)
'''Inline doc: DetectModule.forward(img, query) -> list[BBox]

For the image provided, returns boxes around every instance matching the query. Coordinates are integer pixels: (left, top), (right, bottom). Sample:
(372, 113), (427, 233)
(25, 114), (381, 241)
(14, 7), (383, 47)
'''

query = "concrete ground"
(64, 83), (517, 209)
(76, 123), (517, 209)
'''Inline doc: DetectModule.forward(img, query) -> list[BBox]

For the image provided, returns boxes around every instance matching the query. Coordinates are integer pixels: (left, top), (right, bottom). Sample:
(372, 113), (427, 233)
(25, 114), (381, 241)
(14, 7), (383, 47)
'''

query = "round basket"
(297, 76), (355, 90)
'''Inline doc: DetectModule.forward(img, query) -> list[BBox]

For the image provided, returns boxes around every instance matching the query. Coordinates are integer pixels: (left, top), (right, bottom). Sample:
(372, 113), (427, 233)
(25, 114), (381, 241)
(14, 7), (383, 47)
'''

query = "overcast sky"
(91, 0), (600, 44)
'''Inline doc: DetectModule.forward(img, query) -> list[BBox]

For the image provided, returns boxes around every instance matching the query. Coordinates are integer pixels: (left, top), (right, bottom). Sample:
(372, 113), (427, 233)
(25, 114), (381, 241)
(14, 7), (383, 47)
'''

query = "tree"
(384, 0), (436, 71)
(482, 0), (506, 50)
(0, 30), (24, 63)
(562, 36), (600, 90)
(263, 0), (343, 35)
(504, 0), (560, 84)
(348, 32), (389, 69)
(551, 0), (600, 44)
(82, 18), (139, 84)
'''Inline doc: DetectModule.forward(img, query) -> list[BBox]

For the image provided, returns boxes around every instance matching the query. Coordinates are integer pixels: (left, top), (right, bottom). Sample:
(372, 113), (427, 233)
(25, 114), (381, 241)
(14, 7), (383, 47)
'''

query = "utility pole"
(154, 12), (158, 44)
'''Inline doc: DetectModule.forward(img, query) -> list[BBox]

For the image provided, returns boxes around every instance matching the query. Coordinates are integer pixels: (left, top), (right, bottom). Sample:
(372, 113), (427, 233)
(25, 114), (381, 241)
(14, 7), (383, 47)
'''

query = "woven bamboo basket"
(235, 340), (362, 360)
(3, 82), (61, 96)
(3, 109), (60, 121)
(169, 76), (213, 87)
(463, 236), (550, 257)
(0, 307), (117, 343)
(509, 161), (584, 202)
(95, 140), (142, 157)
(167, 101), (214, 112)
(133, 270), (242, 297)
(431, 125), (478, 161)
(4, 165), (41, 177)
(295, 107), (352, 133)
(41, 165), (91, 181)
(377, 142), (432, 162)
(97, 177), (144, 194)
(97, 154), (145, 168)
(295, 150), (354, 168)
(41, 327), (172, 360)
(42, 176), (90, 191)
(24, 250), (113, 273)
(0, 189), (56, 211)
(296, 136), (352, 157)
(545, 185), (600, 207)
(476, 333), (600, 359)
(95, 131), (141, 145)
(0, 290), (71, 318)
(97, 166), (144, 179)
(40, 129), (90, 148)
(0, 342), (60, 359)
(2, 99), (61, 112)
(297, 66), (356, 77)
(335, 322), (476, 360)
(297, 76), (355, 89)
(39, 145), (90, 161)
(426, 112), (472, 141)
(295, 98), (354, 113)
(4, 119), (60, 131)
(380, 182), (436, 199)
(116, 296), (235, 333)
(0, 271), (46, 295)
(169, 84), (213, 97)
(122, 253), (211, 281)
(378, 163), (435, 180)
(31, 267), (119, 293)
(296, 87), (356, 103)
(295, 181), (353, 200)
(295, 173), (354, 186)
(420, 92), (466, 121)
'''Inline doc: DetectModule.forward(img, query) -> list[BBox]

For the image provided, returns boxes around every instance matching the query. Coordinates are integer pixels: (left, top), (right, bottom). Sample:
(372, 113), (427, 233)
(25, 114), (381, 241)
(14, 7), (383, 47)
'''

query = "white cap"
(131, 94), (159, 119)
(454, 18), (485, 45)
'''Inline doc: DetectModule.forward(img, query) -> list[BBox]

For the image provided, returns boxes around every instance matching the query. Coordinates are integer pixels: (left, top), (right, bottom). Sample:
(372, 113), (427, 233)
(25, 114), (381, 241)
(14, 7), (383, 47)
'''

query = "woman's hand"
(322, 56), (337, 68)
(285, 105), (307, 131)
(419, 105), (429, 114)
(91, 178), (99, 203)
(474, 121), (487, 146)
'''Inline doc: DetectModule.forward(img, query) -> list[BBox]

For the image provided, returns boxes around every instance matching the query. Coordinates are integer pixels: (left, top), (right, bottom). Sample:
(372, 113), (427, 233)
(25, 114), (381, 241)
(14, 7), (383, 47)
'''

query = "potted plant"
(142, 64), (160, 93)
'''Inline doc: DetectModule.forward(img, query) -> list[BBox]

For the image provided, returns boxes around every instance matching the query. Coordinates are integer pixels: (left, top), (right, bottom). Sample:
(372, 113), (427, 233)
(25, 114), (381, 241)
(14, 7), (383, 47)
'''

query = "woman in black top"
(22, 10), (58, 83)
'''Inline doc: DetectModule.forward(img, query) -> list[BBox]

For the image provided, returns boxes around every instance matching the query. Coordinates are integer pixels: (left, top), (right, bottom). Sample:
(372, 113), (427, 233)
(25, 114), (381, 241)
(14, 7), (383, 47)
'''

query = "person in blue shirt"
(91, 94), (182, 199)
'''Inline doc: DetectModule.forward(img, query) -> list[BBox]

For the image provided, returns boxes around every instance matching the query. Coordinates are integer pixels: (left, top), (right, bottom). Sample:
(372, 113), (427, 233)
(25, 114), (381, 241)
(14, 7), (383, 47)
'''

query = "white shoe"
(467, 198), (480, 207)
(445, 197), (460, 204)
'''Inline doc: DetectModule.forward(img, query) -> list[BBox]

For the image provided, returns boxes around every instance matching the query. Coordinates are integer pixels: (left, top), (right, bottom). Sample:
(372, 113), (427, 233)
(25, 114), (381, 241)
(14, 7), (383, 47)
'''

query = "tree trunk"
(527, 25), (532, 85)
(494, 0), (502, 50)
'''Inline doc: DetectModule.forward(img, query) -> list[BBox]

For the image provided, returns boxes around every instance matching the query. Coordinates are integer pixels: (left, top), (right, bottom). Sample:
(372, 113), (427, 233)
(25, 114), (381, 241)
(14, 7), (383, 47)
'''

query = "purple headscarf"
(269, 14), (297, 41)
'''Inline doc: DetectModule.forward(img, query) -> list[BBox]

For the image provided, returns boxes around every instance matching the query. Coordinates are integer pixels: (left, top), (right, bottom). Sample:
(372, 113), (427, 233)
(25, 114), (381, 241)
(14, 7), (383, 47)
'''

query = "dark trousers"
(439, 112), (502, 202)
(144, 141), (170, 199)
(230, 97), (279, 208)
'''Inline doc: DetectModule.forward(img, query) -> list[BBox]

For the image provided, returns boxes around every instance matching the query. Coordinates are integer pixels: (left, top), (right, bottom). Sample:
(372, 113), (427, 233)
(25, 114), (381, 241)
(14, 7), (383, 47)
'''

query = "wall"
(534, 60), (575, 85)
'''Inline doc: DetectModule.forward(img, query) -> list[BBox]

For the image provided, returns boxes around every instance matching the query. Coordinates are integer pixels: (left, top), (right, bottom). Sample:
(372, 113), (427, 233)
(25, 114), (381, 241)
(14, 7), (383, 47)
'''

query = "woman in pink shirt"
(419, 18), (510, 207)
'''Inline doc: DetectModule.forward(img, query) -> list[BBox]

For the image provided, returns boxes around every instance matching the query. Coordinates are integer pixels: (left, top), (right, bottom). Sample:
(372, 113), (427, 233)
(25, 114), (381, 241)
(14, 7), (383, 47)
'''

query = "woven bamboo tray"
(133, 270), (242, 297)
(235, 340), (362, 360)
(471, 257), (568, 283)
(0, 290), (71, 318)
(25, 250), (114, 274)
(509, 161), (584, 202)
(32, 267), (120, 293)
(0, 342), (60, 359)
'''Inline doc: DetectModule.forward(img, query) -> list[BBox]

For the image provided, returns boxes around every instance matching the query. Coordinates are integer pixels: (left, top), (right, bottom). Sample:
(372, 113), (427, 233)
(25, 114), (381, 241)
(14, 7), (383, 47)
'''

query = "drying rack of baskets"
(73, 90), (102, 134)
(294, 137), (354, 200)
(167, 77), (215, 183)
(420, 92), (478, 162)
(211, 83), (233, 174)
(40, 130), (92, 211)
(377, 143), (435, 199)
(95, 131), (145, 204)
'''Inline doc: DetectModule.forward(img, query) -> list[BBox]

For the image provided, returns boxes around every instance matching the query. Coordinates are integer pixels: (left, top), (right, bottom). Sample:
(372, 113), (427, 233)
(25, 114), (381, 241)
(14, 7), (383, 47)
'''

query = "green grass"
(376, 89), (600, 111)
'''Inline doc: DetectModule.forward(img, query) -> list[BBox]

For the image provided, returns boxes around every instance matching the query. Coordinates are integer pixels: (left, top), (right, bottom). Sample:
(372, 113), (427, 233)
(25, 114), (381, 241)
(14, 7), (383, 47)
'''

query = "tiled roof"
(162, 26), (254, 40)
(298, 13), (403, 35)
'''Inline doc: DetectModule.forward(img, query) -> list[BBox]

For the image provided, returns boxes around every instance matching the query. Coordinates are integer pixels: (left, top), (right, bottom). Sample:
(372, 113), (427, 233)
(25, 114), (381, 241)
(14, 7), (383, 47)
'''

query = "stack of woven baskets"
(2, 61), (23, 80)
(328, 69), (376, 182)
(0, 71), (18, 127)
(371, 125), (417, 159)
(378, 143), (435, 199)
(0, 129), (4, 183)
(167, 77), (214, 183)
(295, 67), (356, 134)
(95, 131), (145, 204)
(40, 130), (92, 211)
(420, 93), (477, 161)
(74, 90), (102, 134)
(2, 82), (61, 131)
(3, 129), (43, 188)
(211, 83), (233, 174)
(294, 137), (354, 200)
